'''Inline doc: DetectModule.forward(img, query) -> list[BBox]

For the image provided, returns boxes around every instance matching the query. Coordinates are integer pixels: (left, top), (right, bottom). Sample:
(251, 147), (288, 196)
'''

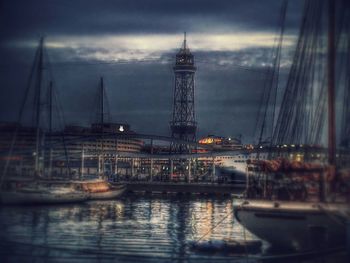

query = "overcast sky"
(0, 0), (304, 143)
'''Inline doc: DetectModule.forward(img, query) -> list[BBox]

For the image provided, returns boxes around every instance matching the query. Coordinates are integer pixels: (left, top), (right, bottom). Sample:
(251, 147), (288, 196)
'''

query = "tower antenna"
(184, 32), (187, 49)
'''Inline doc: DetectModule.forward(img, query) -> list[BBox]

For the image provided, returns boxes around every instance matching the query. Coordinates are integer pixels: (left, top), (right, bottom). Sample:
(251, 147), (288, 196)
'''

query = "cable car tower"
(170, 32), (197, 153)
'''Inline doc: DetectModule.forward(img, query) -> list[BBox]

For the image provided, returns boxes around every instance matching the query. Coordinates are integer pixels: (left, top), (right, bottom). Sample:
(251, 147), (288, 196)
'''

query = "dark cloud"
(0, 0), (303, 39)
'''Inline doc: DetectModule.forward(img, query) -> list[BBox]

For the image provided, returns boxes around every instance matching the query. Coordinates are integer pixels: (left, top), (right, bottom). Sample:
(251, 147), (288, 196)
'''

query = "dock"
(117, 182), (245, 195)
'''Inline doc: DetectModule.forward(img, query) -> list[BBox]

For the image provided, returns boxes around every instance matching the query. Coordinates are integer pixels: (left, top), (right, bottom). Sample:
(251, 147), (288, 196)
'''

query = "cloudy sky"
(0, 0), (304, 143)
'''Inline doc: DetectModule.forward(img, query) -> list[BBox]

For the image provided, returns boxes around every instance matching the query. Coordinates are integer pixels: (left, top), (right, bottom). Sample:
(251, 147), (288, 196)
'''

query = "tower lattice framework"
(170, 33), (197, 153)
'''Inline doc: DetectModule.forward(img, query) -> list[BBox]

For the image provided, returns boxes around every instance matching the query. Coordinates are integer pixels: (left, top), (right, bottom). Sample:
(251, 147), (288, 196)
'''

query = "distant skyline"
(0, 0), (304, 143)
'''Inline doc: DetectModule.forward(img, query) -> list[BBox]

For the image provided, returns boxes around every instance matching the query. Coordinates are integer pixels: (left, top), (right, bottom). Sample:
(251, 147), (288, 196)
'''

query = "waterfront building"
(0, 121), (144, 178)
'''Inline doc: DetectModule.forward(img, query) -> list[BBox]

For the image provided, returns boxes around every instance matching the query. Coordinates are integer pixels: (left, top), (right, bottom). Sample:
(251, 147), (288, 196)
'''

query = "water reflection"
(1, 194), (340, 262)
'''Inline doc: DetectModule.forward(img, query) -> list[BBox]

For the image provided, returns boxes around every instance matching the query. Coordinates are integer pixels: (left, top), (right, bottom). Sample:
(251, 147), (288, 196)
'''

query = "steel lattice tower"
(170, 33), (197, 153)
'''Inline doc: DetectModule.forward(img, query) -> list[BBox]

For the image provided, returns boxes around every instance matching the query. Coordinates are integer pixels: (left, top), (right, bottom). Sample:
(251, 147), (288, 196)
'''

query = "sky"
(0, 0), (305, 143)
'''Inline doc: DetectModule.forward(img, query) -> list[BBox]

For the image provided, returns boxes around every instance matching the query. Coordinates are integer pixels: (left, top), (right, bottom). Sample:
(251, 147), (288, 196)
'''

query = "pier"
(120, 181), (245, 195)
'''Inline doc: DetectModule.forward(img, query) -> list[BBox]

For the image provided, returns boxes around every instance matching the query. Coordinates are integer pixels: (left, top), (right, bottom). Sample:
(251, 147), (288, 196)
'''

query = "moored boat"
(0, 181), (88, 205)
(234, 199), (349, 251)
(233, 156), (350, 251)
(233, 0), (350, 253)
(74, 180), (126, 200)
(0, 38), (91, 206)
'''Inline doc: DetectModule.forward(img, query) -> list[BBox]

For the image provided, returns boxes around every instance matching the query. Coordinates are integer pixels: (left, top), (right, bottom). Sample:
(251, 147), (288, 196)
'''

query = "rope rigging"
(270, 0), (350, 150)
(273, 0), (333, 147)
(254, 0), (288, 149)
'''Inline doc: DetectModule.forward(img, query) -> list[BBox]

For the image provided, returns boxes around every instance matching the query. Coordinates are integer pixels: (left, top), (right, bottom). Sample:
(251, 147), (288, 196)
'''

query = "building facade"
(0, 122), (144, 178)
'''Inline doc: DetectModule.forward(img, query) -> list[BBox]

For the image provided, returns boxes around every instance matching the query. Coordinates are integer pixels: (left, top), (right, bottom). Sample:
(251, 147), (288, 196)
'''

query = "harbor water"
(0, 194), (346, 262)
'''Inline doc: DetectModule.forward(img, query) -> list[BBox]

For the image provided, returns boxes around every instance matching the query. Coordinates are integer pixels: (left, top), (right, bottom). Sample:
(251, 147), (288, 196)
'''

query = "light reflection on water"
(1, 194), (342, 262)
(0, 194), (257, 262)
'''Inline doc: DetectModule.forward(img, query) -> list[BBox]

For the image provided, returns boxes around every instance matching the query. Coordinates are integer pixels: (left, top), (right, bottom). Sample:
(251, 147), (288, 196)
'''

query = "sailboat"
(0, 37), (88, 205)
(73, 77), (126, 201)
(233, 0), (350, 252)
(1, 182), (88, 205)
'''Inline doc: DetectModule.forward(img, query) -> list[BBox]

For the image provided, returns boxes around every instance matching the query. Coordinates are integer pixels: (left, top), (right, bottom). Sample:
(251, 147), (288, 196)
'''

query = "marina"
(0, 0), (349, 261)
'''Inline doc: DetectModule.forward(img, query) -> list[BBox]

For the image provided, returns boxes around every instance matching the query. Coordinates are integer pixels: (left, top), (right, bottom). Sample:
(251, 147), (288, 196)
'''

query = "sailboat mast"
(48, 81), (53, 179)
(49, 81), (53, 134)
(35, 37), (44, 174)
(100, 77), (104, 177)
(80, 143), (84, 180)
(35, 38), (44, 131)
(100, 77), (104, 125)
(328, 0), (336, 166)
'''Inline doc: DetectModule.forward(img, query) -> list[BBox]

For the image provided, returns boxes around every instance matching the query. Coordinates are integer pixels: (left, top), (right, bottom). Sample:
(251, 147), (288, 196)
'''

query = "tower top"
(179, 31), (191, 54)
(176, 32), (194, 66)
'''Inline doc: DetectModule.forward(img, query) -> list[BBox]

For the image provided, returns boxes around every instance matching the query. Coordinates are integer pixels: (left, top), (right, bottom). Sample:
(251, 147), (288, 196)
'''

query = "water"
(0, 194), (346, 262)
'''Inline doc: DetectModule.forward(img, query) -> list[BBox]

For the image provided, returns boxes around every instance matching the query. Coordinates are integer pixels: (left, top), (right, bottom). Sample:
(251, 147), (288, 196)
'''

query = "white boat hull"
(233, 200), (348, 251)
(0, 190), (88, 205)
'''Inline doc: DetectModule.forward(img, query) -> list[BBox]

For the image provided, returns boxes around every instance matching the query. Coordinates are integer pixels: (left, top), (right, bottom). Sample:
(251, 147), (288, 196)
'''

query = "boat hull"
(88, 185), (126, 200)
(233, 200), (348, 251)
(0, 191), (88, 205)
